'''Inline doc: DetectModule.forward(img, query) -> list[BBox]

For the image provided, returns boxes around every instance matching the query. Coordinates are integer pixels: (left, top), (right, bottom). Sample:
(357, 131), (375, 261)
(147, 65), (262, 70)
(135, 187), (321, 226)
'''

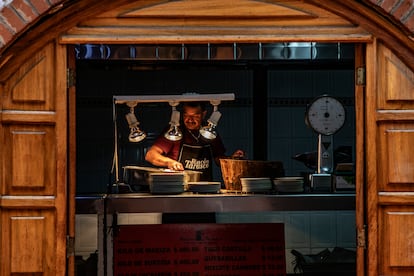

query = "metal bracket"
(67, 68), (76, 88)
(66, 236), (75, 257)
(357, 225), (366, 248)
(356, 67), (366, 86)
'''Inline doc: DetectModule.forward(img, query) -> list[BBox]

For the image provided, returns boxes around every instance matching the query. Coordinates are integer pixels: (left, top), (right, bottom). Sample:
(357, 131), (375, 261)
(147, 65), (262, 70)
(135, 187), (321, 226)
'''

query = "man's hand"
(231, 149), (246, 159)
(167, 160), (184, 171)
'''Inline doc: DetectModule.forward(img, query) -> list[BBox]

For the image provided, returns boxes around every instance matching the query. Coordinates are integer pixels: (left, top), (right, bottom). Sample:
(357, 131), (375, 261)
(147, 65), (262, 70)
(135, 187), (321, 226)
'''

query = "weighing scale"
(305, 95), (346, 191)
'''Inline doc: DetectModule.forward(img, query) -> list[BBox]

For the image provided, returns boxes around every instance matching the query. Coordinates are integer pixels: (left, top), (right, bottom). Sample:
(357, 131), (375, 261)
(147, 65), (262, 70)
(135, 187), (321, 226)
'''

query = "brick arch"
(0, 0), (64, 48)
(0, 0), (413, 51)
(366, 0), (414, 33)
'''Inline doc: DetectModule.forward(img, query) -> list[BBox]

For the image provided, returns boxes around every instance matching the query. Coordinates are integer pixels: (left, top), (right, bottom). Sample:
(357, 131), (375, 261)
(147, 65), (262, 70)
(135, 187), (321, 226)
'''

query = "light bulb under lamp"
(164, 125), (183, 141)
(164, 109), (183, 141)
(200, 110), (221, 140)
(200, 122), (217, 140)
(125, 112), (146, 143)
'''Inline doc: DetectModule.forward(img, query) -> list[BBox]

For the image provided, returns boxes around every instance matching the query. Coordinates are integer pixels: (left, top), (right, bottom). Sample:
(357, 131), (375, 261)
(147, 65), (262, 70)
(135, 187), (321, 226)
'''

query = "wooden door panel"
(2, 42), (55, 111)
(0, 40), (67, 275)
(377, 123), (414, 191)
(2, 124), (56, 195)
(377, 44), (414, 109)
(1, 209), (56, 274)
(386, 129), (414, 184)
(367, 40), (414, 275)
(379, 206), (414, 275)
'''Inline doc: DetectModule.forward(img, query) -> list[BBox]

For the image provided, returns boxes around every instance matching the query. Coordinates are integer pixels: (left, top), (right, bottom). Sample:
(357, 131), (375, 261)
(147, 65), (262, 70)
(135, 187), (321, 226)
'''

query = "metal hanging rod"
(113, 93), (235, 105)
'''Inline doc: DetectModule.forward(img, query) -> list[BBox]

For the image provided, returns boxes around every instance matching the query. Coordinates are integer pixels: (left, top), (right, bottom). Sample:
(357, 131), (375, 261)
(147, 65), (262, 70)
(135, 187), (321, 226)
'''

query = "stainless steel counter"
(76, 192), (355, 214)
(76, 195), (105, 214)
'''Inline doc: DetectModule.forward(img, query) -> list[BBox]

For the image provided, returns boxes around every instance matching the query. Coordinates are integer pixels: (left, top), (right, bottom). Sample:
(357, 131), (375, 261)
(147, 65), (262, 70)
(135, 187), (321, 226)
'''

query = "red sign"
(113, 223), (285, 276)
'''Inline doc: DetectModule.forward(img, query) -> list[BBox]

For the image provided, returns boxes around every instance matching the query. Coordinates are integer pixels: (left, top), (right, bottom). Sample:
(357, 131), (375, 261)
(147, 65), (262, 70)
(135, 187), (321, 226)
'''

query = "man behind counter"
(145, 101), (244, 181)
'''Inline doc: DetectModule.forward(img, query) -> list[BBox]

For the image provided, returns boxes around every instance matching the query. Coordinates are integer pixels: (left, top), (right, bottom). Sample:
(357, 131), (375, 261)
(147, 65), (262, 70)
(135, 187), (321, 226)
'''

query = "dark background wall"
(75, 46), (355, 194)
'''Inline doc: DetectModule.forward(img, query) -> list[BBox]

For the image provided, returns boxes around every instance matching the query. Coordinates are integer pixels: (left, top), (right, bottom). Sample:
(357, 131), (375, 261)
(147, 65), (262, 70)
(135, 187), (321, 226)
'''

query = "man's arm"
(145, 145), (184, 171)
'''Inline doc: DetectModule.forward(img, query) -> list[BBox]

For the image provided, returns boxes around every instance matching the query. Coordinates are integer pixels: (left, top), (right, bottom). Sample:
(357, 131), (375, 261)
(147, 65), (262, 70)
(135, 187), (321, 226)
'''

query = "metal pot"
(184, 170), (202, 183)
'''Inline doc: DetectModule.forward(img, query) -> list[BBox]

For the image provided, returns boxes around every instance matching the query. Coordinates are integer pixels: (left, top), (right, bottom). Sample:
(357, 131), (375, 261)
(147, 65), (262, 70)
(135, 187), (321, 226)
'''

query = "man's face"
(183, 106), (205, 130)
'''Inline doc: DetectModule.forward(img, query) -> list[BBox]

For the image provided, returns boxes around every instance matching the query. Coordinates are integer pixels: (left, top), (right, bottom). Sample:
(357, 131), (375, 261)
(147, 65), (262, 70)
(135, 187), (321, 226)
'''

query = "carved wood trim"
(60, 0), (371, 44)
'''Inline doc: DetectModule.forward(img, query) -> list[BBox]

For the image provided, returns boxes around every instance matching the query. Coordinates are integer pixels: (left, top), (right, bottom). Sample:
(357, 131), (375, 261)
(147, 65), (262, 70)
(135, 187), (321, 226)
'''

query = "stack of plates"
(187, 182), (221, 194)
(149, 172), (185, 194)
(273, 177), (304, 193)
(240, 177), (272, 193)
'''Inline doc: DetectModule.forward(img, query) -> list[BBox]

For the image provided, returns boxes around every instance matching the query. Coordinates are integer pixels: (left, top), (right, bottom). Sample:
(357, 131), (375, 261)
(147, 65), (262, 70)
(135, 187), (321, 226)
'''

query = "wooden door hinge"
(67, 68), (76, 88)
(67, 236), (75, 257)
(357, 225), (366, 248)
(356, 66), (366, 86)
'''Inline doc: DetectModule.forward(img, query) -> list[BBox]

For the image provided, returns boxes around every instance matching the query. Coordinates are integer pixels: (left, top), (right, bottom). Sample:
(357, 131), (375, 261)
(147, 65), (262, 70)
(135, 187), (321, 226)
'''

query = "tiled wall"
(75, 214), (99, 259)
(267, 69), (355, 176)
(214, 69), (354, 181)
(76, 65), (355, 190)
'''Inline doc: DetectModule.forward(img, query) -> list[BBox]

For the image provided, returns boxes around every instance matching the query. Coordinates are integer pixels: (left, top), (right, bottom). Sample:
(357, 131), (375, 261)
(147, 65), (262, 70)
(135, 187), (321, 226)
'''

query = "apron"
(178, 143), (213, 181)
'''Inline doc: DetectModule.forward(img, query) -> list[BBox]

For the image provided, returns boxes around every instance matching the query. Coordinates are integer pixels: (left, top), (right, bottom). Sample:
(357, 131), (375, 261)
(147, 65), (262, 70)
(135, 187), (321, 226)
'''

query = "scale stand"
(305, 95), (346, 192)
(311, 134), (334, 192)
(317, 134), (334, 174)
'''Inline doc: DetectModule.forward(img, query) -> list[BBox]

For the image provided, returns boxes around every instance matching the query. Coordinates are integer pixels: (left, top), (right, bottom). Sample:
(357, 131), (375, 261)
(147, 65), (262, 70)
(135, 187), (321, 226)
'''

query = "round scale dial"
(306, 95), (346, 135)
